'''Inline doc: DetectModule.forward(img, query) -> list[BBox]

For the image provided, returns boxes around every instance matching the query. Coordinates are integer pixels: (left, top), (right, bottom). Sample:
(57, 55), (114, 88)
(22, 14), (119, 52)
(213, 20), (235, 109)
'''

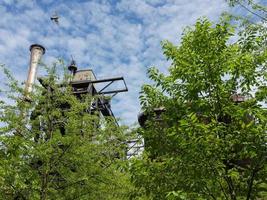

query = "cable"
(237, 1), (267, 21)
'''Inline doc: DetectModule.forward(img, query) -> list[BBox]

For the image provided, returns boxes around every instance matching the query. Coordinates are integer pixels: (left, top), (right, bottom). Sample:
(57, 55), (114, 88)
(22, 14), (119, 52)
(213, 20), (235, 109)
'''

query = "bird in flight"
(50, 12), (59, 25)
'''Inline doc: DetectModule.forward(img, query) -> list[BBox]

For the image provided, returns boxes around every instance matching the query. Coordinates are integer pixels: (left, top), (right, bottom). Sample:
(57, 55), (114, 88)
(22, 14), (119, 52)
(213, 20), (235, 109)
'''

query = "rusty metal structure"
(136, 94), (253, 162)
(67, 60), (128, 124)
(24, 44), (128, 124)
(24, 44), (139, 158)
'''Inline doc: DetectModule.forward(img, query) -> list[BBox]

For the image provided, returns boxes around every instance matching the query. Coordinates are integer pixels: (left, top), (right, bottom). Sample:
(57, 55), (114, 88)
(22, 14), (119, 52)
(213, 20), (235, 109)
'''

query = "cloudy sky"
(0, 0), (237, 125)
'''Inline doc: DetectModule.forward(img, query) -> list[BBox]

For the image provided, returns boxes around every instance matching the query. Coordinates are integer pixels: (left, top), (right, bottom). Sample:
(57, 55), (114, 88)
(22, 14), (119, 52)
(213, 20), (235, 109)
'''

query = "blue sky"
(0, 0), (234, 125)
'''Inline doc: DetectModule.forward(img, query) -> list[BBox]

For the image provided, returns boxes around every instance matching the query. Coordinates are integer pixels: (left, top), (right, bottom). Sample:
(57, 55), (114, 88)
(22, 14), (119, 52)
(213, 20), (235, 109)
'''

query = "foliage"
(131, 17), (267, 200)
(0, 63), (133, 200)
(226, 0), (267, 22)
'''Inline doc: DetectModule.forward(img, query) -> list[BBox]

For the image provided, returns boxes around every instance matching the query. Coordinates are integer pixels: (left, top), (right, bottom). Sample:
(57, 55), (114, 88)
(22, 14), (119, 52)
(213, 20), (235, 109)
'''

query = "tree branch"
(246, 167), (256, 200)
(204, 185), (217, 200)
(224, 176), (237, 200)
(237, 1), (267, 21)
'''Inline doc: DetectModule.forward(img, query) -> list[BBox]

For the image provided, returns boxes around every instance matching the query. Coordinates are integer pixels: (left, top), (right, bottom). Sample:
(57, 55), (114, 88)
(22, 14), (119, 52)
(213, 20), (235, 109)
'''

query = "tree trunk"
(41, 171), (48, 200)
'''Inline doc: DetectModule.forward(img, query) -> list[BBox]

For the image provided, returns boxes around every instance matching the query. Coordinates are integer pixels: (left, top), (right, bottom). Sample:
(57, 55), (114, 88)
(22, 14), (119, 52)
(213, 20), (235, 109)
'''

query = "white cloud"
(3, 0), (14, 5)
(0, 0), (229, 125)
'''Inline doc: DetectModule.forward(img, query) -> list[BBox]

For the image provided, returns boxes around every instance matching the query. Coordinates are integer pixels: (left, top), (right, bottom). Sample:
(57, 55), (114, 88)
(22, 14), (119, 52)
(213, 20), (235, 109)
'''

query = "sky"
(0, 0), (232, 125)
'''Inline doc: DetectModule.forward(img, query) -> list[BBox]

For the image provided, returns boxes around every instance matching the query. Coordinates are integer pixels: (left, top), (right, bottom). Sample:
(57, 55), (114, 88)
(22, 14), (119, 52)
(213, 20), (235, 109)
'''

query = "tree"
(0, 63), (132, 199)
(131, 18), (267, 200)
(226, 0), (267, 22)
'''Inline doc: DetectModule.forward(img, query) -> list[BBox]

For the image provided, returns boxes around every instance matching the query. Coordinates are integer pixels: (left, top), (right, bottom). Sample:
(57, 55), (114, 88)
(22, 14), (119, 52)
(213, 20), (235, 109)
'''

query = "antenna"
(68, 55), (77, 76)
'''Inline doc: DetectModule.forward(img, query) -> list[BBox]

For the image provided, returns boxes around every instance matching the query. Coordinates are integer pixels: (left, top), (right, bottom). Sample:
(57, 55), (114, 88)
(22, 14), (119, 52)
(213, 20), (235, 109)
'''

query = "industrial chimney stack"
(25, 44), (45, 96)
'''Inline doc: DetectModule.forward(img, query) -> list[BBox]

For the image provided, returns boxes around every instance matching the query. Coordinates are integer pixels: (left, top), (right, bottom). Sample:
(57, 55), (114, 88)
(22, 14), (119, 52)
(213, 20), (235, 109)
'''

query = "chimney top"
(29, 44), (46, 54)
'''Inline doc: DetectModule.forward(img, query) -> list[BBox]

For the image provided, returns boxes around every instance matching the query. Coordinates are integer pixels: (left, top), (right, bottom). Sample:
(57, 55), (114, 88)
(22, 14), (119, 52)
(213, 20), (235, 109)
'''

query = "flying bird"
(50, 12), (59, 25)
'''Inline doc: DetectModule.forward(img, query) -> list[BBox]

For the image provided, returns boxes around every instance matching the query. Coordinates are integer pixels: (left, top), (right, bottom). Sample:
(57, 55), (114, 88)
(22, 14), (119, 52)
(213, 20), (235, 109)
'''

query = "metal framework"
(126, 137), (144, 159)
(38, 66), (142, 158)
(70, 75), (128, 124)
(70, 76), (128, 96)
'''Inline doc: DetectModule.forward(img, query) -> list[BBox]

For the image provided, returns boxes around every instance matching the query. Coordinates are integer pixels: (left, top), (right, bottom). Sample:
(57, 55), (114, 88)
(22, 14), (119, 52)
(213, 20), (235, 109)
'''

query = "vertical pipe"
(25, 44), (45, 96)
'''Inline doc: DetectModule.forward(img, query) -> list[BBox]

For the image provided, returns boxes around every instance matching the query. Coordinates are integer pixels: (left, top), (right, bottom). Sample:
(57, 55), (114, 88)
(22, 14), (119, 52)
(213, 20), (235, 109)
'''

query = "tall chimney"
(25, 44), (45, 95)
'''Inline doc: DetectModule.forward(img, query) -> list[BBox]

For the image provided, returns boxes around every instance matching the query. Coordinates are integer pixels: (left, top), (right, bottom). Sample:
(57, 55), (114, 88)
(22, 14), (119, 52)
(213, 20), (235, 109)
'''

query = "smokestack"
(25, 44), (45, 96)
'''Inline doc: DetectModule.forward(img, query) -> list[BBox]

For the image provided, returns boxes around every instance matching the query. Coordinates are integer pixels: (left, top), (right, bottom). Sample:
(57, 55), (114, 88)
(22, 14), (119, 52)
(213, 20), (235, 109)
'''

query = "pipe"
(25, 44), (45, 96)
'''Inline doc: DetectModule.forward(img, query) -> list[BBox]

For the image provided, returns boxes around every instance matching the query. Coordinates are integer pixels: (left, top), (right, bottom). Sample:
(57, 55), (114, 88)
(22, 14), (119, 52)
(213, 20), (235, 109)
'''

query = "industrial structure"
(24, 44), (142, 158)
(68, 60), (128, 124)
(25, 44), (46, 97)
(136, 94), (254, 165)
(137, 95), (247, 128)
(25, 44), (128, 125)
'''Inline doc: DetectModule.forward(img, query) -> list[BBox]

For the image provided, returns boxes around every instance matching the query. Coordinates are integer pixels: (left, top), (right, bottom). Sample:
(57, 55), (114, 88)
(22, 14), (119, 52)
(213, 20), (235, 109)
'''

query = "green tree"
(131, 18), (267, 200)
(227, 0), (267, 22)
(0, 63), (132, 199)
